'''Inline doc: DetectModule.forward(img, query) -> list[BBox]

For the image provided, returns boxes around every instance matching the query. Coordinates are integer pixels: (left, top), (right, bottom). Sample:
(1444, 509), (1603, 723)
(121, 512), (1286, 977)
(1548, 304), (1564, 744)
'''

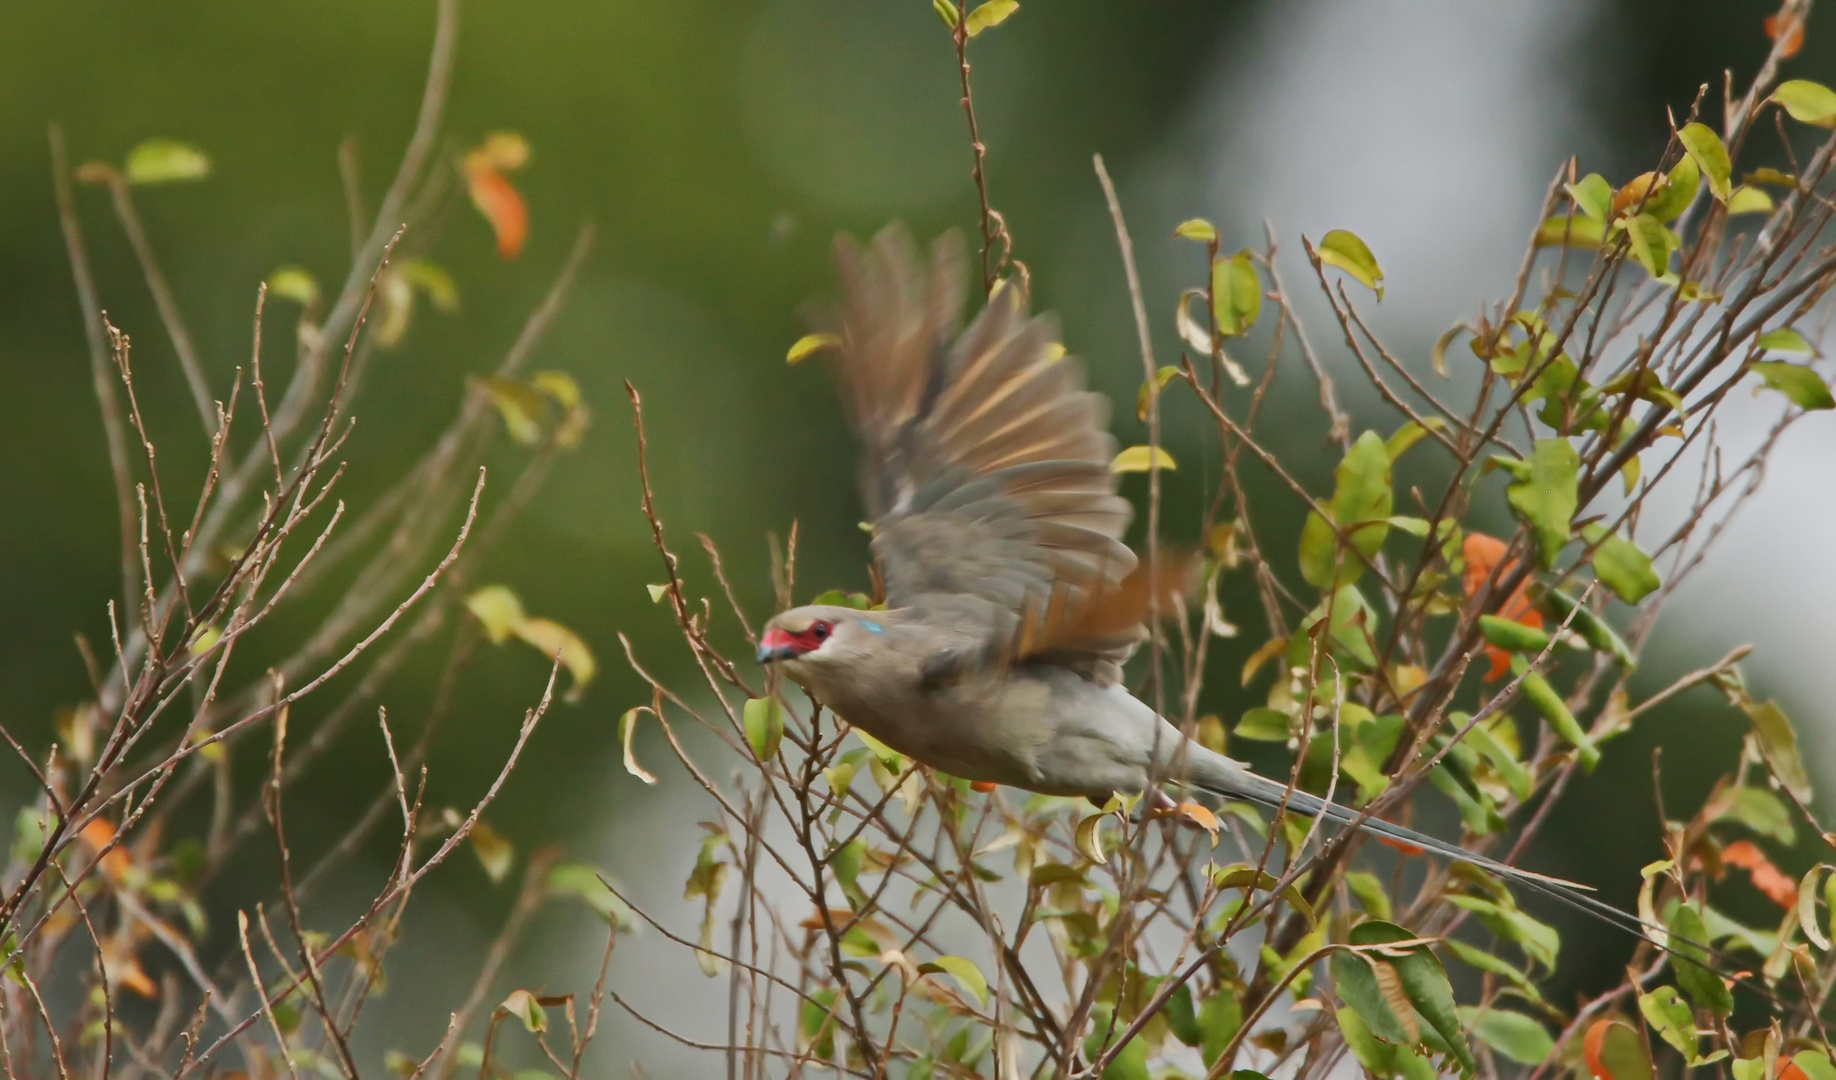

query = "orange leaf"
(1721, 839), (1799, 907)
(1462, 532), (1543, 681)
(970, 780), (997, 793)
(78, 818), (132, 883)
(1781, 1062), (1813, 1080)
(468, 168), (528, 259)
(1376, 834), (1426, 857)
(1766, 13), (1806, 59)
(1584, 1020), (1611, 1080)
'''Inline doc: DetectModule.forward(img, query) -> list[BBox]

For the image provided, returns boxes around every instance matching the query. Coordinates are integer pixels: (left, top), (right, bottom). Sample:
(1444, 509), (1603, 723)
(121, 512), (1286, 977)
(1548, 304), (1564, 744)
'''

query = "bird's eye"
(811, 622), (831, 640)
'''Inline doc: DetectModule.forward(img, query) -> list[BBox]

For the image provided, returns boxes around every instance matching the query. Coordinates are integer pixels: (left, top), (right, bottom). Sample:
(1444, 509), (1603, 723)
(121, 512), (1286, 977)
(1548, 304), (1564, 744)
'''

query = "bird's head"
(756, 605), (887, 675)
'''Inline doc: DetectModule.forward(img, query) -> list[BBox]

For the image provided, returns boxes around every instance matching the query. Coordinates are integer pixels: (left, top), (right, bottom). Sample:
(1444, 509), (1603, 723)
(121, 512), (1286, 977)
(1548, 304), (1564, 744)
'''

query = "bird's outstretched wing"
(822, 225), (1183, 681)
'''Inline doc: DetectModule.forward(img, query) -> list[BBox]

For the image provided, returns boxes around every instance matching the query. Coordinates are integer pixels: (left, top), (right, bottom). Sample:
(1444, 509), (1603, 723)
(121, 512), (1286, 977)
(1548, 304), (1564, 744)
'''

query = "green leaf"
(1581, 524), (1661, 604)
(1083, 1005), (1150, 1080)
(1329, 951), (1413, 1045)
(1212, 864), (1317, 926)
(1175, 218), (1218, 243)
(1794, 1052), (1836, 1080)
(1164, 982), (1201, 1047)
(1464, 1007), (1553, 1066)
(1536, 587), (1635, 666)
(1444, 895), (1560, 970)
(1593, 1020), (1655, 1080)
(1738, 694), (1813, 805)
(124, 138), (211, 184)
(932, 0), (959, 28)
(1335, 1007), (1397, 1076)
(964, 0), (1018, 36)
(1567, 173), (1614, 220)
(1534, 215), (1605, 249)
(1233, 708), (1290, 742)
(1197, 991), (1243, 1068)
(1298, 431), (1393, 587)
(1599, 368), (1685, 416)
(1679, 123), (1732, 201)
(743, 696), (783, 761)
(1646, 154), (1700, 222)
(471, 375), (548, 444)
(1759, 327), (1817, 354)
(1110, 445), (1176, 473)
(1752, 361), (1835, 410)
(1316, 229), (1384, 298)
(1137, 365), (1180, 422)
(1623, 212), (1673, 277)
(1773, 79), (1836, 127)
(919, 955), (988, 1006)
(1669, 903), (1734, 1016)
(1503, 439), (1578, 567)
(1728, 185), (1775, 215)
(1720, 786), (1797, 845)
(799, 987), (838, 1058)
(1345, 871), (1392, 920)
(1638, 986), (1709, 1062)
(1513, 657), (1599, 770)
(1211, 251), (1262, 337)
(1348, 921), (1475, 1074)
(1479, 615), (1550, 654)
(1385, 418), (1445, 461)
(1443, 939), (1544, 1006)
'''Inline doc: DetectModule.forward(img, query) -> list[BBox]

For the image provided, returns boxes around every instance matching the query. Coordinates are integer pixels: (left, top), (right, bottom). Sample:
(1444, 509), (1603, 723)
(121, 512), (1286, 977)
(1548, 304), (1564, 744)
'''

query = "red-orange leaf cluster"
(1721, 839), (1798, 907)
(465, 133), (530, 259)
(1766, 12), (1806, 59)
(1461, 533), (1543, 681)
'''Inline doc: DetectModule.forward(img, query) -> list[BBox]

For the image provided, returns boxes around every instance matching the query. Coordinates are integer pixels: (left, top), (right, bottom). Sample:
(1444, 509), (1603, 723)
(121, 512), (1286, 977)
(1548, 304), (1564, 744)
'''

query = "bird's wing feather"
(824, 225), (1182, 681)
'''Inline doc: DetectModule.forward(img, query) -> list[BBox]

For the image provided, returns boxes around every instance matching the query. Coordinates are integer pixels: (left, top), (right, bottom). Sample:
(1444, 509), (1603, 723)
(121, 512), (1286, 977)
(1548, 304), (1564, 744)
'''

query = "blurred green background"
(0, 0), (1828, 1071)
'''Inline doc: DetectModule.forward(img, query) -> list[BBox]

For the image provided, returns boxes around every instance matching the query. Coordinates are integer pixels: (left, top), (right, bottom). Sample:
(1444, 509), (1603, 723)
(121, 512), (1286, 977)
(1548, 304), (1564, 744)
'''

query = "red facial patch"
(763, 622), (832, 656)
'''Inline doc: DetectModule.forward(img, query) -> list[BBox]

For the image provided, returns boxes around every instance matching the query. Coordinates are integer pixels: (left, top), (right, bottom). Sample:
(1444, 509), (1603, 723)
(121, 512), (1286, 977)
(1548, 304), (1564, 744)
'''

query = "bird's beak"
(756, 628), (797, 665)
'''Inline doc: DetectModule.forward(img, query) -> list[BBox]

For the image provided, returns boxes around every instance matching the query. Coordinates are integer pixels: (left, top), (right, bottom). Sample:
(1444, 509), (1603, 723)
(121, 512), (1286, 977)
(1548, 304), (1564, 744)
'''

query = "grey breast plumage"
(820, 225), (1150, 684)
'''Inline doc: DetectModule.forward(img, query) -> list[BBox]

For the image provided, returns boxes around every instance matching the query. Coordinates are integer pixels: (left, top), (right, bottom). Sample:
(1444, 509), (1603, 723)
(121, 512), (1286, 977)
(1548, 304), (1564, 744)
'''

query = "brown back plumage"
(823, 225), (1175, 682)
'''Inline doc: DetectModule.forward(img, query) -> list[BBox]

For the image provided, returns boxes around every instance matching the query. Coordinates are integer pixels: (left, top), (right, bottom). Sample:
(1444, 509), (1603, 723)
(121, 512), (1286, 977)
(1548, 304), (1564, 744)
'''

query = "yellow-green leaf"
(786, 332), (839, 364)
(124, 138), (211, 185)
(500, 989), (546, 1033)
(399, 258), (459, 312)
(266, 267), (321, 307)
(547, 862), (636, 931)
(1774, 79), (1836, 127)
(743, 696), (783, 761)
(1679, 122), (1732, 201)
(964, 0), (1017, 36)
(646, 583), (669, 603)
(1074, 813), (1108, 865)
(469, 820), (514, 883)
(1110, 445), (1175, 473)
(1174, 217), (1218, 243)
(1315, 229), (1384, 298)
(1728, 185), (1775, 216)
(1213, 864), (1317, 926)
(1137, 365), (1180, 422)
(1753, 362), (1835, 410)
(918, 955), (988, 1006)
(1533, 215), (1605, 249)
(1646, 150), (1700, 222)
(1623, 212), (1672, 277)
(1567, 173), (1614, 221)
(932, 0), (959, 28)
(472, 375), (547, 444)
(513, 616), (595, 701)
(532, 370), (582, 410)
(1758, 327), (1816, 355)
(1581, 523), (1661, 603)
(465, 585), (527, 644)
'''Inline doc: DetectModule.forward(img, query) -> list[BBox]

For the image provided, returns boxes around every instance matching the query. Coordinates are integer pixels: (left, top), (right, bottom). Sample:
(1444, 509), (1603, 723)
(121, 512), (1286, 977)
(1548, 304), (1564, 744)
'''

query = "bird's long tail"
(1180, 754), (1671, 947)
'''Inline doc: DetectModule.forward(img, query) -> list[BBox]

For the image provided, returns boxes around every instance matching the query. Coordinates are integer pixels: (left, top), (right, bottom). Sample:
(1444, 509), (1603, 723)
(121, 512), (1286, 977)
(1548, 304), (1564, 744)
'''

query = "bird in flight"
(756, 224), (1644, 934)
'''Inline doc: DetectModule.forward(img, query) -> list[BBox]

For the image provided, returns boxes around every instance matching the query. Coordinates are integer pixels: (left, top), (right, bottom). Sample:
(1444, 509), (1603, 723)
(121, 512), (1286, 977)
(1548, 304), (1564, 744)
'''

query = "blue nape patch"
(860, 619), (884, 634)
